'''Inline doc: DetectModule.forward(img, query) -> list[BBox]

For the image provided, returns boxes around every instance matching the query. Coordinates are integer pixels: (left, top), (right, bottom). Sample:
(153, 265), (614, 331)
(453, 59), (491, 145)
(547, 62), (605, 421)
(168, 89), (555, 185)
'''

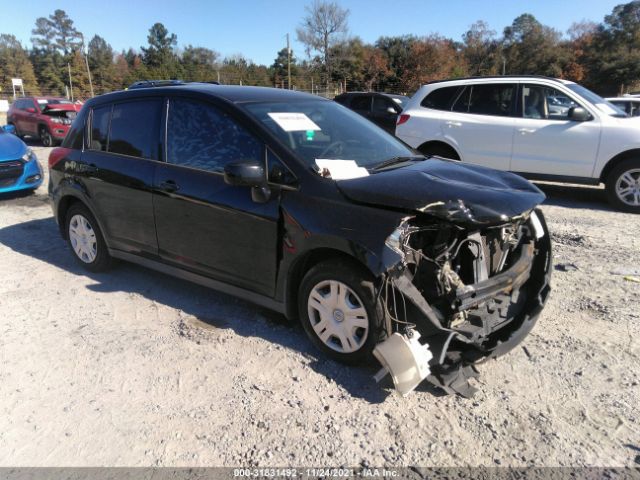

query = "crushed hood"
(336, 158), (545, 225)
(42, 104), (81, 113)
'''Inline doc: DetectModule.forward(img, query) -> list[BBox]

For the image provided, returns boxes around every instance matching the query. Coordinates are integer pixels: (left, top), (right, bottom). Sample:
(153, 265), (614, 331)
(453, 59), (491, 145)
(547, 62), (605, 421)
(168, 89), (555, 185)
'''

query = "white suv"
(396, 76), (640, 213)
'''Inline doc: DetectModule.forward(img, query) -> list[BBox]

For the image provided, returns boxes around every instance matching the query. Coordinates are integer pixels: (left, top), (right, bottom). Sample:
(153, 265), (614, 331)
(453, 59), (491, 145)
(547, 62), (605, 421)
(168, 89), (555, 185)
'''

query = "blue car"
(0, 125), (43, 194)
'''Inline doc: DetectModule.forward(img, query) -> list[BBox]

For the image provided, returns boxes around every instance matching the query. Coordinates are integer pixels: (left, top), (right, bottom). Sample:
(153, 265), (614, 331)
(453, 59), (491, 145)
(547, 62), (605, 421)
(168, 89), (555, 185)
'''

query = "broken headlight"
(384, 226), (404, 256)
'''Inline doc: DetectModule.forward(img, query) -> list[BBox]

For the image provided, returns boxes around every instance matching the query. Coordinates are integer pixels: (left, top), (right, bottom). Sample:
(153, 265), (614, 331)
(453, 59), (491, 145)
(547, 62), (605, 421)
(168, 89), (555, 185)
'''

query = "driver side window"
(167, 98), (263, 173)
(522, 84), (580, 121)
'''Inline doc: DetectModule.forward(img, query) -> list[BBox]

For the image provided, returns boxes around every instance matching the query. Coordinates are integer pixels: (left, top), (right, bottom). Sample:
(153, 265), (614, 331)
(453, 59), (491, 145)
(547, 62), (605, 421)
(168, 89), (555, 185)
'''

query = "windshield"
(566, 84), (628, 117)
(243, 100), (417, 171)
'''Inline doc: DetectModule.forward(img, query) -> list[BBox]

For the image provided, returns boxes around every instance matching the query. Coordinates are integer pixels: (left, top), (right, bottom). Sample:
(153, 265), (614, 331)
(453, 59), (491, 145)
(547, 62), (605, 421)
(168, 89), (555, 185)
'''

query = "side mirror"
(26, 107), (37, 114)
(568, 106), (591, 122)
(2, 124), (16, 135)
(224, 162), (271, 203)
(223, 161), (265, 187)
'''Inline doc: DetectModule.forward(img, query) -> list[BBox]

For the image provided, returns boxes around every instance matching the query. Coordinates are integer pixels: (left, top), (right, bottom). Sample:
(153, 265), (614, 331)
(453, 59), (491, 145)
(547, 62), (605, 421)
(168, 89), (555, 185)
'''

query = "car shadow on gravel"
(0, 216), (392, 403)
(0, 189), (48, 205)
(535, 182), (615, 212)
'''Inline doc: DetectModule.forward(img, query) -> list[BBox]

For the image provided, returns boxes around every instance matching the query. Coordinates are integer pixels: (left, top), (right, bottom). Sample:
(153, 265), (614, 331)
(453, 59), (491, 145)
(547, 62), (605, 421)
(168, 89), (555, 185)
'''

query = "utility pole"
(83, 41), (94, 98)
(67, 63), (74, 102)
(286, 33), (291, 90)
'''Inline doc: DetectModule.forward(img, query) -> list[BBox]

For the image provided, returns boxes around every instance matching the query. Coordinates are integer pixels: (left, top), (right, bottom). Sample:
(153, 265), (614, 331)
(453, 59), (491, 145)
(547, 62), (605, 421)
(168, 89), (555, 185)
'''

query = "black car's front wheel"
(66, 204), (112, 272)
(298, 260), (384, 364)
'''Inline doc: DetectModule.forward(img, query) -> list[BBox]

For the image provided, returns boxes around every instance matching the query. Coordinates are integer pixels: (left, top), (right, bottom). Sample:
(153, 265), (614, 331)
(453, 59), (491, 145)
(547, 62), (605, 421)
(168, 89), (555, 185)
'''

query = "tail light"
(397, 114), (410, 126)
(48, 147), (71, 168)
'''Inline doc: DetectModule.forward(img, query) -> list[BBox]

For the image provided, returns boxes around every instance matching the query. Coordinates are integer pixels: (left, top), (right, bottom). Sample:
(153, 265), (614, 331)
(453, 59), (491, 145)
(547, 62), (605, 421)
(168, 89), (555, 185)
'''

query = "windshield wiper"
(370, 155), (424, 172)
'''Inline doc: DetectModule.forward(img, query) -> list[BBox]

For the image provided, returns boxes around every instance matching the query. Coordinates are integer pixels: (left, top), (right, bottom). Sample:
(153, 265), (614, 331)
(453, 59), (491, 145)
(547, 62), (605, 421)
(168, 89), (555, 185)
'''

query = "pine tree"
(67, 50), (91, 100)
(181, 45), (219, 82)
(30, 49), (65, 95)
(141, 23), (182, 79)
(0, 34), (40, 95)
(88, 35), (116, 94)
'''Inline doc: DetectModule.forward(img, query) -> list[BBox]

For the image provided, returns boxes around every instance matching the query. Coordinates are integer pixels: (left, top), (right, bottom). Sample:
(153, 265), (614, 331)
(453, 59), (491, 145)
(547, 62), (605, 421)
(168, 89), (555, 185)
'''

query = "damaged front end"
(373, 207), (552, 397)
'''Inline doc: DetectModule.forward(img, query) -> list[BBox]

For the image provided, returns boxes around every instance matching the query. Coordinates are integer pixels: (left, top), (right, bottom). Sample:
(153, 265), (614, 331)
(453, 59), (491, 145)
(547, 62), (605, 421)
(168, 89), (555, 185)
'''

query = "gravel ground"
(0, 145), (639, 467)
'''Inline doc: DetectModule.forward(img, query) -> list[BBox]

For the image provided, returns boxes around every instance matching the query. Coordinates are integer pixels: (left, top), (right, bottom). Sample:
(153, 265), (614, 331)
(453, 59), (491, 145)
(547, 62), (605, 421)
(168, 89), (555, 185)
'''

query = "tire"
(418, 143), (460, 160)
(605, 158), (640, 213)
(65, 203), (112, 272)
(298, 259), (384, 364)
(39, 126), (54, 147)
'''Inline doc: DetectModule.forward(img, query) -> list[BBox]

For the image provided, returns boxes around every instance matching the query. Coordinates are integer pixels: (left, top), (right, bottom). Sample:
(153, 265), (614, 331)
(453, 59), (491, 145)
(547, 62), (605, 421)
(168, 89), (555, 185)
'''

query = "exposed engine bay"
(42, 107), (77, 125)
(374, 208), (552, 397)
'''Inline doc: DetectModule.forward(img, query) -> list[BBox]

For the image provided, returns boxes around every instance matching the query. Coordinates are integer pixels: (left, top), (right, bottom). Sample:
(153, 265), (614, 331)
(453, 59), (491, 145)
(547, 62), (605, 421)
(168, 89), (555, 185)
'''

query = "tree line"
(1, 1), (640, 100)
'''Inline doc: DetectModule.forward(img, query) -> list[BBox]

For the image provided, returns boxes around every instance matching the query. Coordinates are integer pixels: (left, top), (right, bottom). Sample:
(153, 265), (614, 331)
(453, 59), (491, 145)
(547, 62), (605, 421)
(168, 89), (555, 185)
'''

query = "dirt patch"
(551, 231), (592, 248)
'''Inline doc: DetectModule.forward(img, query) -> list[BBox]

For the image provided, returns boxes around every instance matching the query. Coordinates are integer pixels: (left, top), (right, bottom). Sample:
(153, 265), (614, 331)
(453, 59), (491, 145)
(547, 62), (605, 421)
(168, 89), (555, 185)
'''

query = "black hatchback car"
(334, 92), (409, 134)
(49, 84), (551, 395)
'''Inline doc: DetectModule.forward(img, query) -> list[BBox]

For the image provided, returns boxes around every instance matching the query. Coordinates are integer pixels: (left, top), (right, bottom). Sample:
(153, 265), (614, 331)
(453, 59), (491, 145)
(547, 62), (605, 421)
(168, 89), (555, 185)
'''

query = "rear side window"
(334, 95), (349, 106)
(350, 96), (371, 112)
(453, 84), (515, 117)
(109, 100), (162, 159)
(167, 98), (262, 173)
(90, 105), (111, 152)
(421, 86), (460, 110)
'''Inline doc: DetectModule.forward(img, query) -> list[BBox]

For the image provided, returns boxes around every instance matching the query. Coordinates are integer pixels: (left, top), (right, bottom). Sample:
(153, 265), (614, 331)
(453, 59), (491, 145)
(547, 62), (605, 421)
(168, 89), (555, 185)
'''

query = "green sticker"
(306, 130), (315, 141)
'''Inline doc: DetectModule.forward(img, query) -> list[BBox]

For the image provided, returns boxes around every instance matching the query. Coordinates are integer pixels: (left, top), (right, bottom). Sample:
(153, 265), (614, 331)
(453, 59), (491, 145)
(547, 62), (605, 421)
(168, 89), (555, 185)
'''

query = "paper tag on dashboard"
(267, 112), (321, 132)
(315, 159), (369, 180)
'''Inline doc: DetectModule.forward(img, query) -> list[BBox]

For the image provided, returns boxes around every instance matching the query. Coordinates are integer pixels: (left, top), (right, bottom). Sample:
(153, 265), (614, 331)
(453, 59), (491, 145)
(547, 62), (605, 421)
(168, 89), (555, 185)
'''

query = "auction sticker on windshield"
(267, 112), (321, 132)
(315, 159), (369, 180)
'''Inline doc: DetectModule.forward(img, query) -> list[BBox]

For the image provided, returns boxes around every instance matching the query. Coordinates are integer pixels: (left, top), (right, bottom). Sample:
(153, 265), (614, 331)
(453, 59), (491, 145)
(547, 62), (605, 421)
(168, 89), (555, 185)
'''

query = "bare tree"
(296, 0), (349, 85)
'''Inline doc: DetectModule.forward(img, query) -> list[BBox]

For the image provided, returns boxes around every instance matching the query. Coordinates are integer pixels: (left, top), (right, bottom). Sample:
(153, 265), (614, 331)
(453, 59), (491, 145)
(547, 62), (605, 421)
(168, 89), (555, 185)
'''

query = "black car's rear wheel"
(298, 260), (384, 364)
(66, 204), (111, 272)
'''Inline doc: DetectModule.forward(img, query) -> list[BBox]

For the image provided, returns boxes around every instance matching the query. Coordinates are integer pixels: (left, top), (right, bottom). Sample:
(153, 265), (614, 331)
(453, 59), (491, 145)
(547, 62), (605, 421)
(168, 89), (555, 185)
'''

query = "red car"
(7, 97), (82, 147)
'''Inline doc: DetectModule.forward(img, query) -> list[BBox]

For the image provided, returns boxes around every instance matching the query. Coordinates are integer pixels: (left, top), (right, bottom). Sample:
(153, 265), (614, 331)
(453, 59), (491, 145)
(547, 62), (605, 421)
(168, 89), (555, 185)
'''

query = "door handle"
(446, 121), (462, 127)
(159, 180), (179, 193)
(518, 128), (535, 135)
(83, 163), (98, 174)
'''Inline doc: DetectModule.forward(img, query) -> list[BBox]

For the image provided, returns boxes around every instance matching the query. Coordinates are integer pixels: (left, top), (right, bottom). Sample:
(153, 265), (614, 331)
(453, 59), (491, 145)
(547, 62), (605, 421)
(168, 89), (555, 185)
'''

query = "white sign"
(11, 78), (22, 87)
(268, 112), (320, 132)
(315, 159), (369, 180)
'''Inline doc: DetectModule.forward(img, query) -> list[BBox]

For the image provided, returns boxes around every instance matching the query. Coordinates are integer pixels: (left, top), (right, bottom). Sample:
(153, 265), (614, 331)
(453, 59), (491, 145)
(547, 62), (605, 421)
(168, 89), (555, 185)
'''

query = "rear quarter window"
(90, 105), (111, 152)
(62, 108), (88, 150)
(421, 86), (461, 110)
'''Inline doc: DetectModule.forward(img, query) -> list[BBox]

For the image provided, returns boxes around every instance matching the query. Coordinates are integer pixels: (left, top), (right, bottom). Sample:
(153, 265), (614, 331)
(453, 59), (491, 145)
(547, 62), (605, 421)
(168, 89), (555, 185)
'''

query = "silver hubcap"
(69, 214), (98, 263)
(307, 280), (369, 353)
(616, 168), (640, 206)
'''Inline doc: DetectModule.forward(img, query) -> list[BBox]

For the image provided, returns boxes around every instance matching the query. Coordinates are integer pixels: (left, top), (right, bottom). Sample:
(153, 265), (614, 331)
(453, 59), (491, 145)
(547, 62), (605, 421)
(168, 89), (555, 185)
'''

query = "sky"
(0, 0), (624, 65)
